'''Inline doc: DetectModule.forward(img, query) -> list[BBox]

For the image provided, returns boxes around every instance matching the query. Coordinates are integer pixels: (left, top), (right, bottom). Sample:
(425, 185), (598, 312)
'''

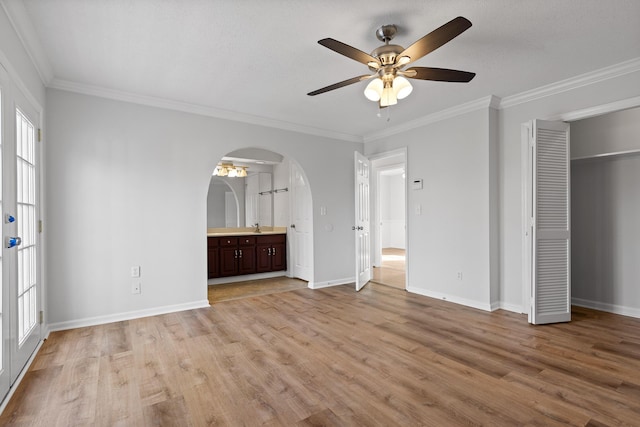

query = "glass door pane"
(15, 108), (37, 344)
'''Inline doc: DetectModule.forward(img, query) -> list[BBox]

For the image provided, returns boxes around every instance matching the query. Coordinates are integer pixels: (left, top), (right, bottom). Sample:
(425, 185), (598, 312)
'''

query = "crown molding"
(499, 57), (640, 109)
(0, 49), (43, 112)
(1, 0), (54, 85)
(48, 78), (363, 143)
(363, 95), (501, 143)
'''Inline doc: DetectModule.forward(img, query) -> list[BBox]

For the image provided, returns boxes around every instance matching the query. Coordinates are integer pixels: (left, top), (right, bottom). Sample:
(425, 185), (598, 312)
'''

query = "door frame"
(369, 148), (408, 288)
(521, 96), (640, 315)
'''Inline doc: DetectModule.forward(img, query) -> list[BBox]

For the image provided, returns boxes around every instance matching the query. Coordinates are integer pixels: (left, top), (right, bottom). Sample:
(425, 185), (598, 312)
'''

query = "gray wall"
(572, 107), (640, 159)
(366, 107), (499, 311)
(45, 88), (360, 327)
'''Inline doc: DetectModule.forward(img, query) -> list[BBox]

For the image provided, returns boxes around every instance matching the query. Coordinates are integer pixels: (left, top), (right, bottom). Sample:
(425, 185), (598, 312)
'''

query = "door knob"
(6, 236), (21, 248)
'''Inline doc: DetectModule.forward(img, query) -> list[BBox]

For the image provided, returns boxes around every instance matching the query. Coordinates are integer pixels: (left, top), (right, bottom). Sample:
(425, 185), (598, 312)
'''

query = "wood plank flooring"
(2, 282), (640, 426)
(371, 248), (405, 289)
(208, 277), (308, 304)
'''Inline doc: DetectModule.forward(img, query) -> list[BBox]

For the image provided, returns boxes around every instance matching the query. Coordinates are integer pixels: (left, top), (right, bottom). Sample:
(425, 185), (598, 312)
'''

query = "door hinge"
(39, 310), (44, 324)
(38, 128), (42, 142)
(38, 220), (43, 233)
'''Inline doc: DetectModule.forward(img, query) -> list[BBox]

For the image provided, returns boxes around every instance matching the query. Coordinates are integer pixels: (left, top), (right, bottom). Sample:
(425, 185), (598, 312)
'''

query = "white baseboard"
(492, 301), (526, 314)
(308, 277), (354, 289)
(572, 297), (640, 319)
(48, 299), (211, 332)
(406, 286), (492, 312)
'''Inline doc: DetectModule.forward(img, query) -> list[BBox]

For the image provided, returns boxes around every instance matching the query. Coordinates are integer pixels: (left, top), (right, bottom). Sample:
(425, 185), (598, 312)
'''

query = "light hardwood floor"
(1, 282), (639, 426)
(208, 277), (308, 304)
(371, 248), (405, 289)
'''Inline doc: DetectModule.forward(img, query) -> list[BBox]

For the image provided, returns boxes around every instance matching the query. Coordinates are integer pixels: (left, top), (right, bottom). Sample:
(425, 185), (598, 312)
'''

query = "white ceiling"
(10, 0), (640, 141)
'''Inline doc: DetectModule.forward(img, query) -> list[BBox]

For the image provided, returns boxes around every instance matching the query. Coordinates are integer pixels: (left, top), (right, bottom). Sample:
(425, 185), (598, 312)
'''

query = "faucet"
(254, 223), (261, 233)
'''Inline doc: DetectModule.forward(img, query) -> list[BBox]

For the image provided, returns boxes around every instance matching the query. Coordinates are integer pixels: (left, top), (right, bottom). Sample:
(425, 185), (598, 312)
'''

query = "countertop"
(207, 226), (287, 237)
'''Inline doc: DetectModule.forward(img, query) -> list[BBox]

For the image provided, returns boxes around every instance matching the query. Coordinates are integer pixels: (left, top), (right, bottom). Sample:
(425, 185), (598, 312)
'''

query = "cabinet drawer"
(238, 236), (256, 246)
(208, 237), (219, 247)
(256, 234), (286, 244)
(218, 237), (239, 247)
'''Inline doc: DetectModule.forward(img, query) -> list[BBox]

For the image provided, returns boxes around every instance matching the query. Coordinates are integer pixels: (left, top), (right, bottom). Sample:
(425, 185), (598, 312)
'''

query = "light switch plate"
(131, 266), (140, 278)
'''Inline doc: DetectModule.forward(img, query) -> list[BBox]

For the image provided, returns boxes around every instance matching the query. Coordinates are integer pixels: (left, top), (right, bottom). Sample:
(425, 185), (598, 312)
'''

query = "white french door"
(0, 62), (42, 401)
(524, 119), (571, 325)
(354, 152), (371, 291)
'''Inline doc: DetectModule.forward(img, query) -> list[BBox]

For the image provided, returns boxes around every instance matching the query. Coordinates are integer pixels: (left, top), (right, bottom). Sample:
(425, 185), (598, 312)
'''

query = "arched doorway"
(206, 148), (313, 301)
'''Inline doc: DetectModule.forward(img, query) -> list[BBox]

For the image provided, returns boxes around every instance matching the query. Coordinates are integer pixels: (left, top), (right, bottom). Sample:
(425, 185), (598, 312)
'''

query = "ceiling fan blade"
(318, 38), (379, 66)
(307, 75), (374, 96)
(404, 67), (476, 82)
(399, 16), (472, 64)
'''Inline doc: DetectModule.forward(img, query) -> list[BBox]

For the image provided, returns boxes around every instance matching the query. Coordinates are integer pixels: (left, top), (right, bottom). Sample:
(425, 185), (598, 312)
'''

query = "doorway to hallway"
(370, 148), (407, 290)
(371, 248), (405, 289)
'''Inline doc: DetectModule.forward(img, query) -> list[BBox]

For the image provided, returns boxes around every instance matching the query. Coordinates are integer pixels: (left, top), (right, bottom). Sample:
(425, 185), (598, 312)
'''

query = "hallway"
(371, 247), (405, 289)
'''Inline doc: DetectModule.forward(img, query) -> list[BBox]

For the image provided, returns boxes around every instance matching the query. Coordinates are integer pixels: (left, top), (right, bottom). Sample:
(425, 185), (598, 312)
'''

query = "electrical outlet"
(131, 266), (140, 278)
(132, 281), (141, 294)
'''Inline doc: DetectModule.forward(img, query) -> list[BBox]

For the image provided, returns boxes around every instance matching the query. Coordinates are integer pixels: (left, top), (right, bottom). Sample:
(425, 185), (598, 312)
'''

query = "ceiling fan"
(307, 16), (476, 107)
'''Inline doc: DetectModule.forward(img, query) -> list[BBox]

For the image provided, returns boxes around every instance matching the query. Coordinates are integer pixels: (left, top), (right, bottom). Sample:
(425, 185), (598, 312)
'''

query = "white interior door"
(354, 152), (371, 291)
(290, 161), (312, 281)
(528, 119), (571, 324)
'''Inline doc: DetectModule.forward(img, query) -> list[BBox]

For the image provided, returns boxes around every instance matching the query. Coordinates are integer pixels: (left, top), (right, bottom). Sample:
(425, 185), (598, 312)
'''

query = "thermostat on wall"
(412, 179), (423, 190)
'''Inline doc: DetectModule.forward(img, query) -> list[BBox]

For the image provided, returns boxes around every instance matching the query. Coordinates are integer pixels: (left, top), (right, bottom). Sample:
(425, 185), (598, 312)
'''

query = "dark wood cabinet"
(207, 237), (219, 279)
(256, 234), (287, 273)
(208, 234), (285, 279)
(217, 236), (257, 277)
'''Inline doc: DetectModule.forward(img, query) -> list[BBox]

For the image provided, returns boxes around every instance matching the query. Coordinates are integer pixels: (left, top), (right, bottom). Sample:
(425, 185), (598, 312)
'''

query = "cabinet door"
(208, 237), (220, 278)
(208, 246), (219, 278)
(219, 247), (239, 277)
(256, 243), (272, 273)
(271, 243), (286, 272)
(238, 246), (256, 275)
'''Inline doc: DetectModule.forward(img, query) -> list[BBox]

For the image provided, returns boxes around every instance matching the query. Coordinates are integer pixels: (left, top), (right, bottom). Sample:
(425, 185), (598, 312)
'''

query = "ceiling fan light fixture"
(367, 60), (380, 69)
(380, 84), (397, 107)
(364, 78), (383, 101)
(397, 55), (411, 66)
(393, 76), (413, 99)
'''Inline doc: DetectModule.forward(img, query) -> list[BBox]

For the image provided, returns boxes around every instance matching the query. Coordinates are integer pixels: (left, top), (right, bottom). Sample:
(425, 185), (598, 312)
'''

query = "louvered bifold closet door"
(531, 120), (571, 324)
